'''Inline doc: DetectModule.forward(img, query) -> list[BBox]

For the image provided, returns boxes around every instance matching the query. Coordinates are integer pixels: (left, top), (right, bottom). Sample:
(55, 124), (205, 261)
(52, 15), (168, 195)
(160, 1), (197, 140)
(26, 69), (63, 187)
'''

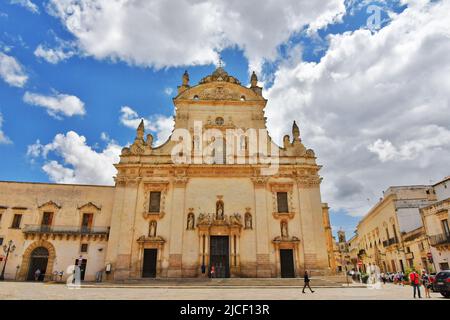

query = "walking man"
(302, 270), (314, 293)
(409, 270), (421, 298)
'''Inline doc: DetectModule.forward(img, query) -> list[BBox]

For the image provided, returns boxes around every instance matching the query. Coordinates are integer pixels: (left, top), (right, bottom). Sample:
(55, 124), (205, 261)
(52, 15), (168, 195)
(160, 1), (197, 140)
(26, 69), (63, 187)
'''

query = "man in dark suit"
(302, 270), (315, 293)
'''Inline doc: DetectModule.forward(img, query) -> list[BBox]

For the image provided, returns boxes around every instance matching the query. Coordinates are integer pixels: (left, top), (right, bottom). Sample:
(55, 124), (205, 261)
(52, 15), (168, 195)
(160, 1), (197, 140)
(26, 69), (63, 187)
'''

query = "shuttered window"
(149, 192), (161, 212)
(277, 192), (289, 213)
(11, 214), (22, 229)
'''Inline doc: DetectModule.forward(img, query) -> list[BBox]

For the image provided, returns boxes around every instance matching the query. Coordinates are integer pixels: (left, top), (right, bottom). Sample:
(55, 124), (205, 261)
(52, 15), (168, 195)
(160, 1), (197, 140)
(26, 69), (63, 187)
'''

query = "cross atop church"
(218, 54), (224, 68)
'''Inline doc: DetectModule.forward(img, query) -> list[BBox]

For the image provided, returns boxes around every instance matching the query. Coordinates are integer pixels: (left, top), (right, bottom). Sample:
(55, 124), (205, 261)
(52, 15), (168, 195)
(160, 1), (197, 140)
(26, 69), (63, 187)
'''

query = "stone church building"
(0, 68), (334, 281)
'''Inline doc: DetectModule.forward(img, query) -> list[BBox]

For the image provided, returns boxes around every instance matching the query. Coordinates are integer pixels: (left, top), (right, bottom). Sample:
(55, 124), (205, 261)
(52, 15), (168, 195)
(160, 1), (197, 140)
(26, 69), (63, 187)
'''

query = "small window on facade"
(81, 213), (93, 230)
(0, 213), (2, 225)
(0, 237), (3, 245)
(442, 219), (450, 236)
(41, 212), (54, 226)
(149, 191), (161, 212)
(215, 117), (224, 125)
(11, 214), (22, 229)
(277, 192), (289, 213)
(193, 95), (199, 100)
(80, 243), (89, 253)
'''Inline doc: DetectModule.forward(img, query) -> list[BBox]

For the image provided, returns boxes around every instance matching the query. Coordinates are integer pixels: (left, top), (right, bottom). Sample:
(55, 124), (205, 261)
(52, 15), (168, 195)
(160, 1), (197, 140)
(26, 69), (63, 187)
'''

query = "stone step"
(82, 277), (357, 288)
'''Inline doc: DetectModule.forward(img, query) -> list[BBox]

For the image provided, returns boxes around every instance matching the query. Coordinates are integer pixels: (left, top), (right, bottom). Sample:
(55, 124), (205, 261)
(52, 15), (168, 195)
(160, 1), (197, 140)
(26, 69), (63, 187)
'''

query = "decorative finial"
(182, 70), (189, 86)
(251, 71), (258, 87)
(218, 55), (223, 68)
(292, 121), (300, 141)
(136, 119), (145, 140)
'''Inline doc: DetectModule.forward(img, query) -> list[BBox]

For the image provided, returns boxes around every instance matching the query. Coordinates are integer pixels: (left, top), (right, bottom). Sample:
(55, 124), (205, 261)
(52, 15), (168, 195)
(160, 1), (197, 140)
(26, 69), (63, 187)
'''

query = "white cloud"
(34, 44), (75, 64)
(27, 131), (121, 185)
(119, 106), (174, 145)
(265, 0), (450, 217)
(23, 91), (86, 118)
(0, 52), (28, 87)
(47, 0), (345, 71)
(164, 87), (173, 96)
(10, 0), (39, 14)
(0, 113), (12, 144)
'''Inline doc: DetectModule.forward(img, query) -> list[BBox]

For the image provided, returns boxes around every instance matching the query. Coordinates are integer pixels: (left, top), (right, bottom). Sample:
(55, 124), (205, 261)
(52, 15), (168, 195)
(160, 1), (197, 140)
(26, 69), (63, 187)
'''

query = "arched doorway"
(19, 240), (56, 281)
(27, 247), (49, 281)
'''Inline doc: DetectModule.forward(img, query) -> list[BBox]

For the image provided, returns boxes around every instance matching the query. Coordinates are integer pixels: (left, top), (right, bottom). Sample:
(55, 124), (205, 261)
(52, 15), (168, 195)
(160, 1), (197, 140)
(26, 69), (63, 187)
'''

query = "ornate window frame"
(143, 182), (169, 219)
(37, 201), (61, 226)
(270, 183), (295, 219)
(78, 202), (101, 228)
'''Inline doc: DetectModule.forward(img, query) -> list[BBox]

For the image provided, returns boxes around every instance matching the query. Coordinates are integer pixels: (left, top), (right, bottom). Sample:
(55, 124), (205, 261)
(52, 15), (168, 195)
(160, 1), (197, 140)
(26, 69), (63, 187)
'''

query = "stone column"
(167, 177), (188, 277)
(252, 177), (271, 277)
(106, 178), (140, 280)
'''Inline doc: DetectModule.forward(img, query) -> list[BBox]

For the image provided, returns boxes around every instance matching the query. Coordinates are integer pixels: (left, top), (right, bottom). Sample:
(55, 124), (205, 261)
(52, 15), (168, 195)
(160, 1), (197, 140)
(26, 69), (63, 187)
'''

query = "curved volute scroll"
(281, 120), (316, 158)
(121, 119), (154, 156)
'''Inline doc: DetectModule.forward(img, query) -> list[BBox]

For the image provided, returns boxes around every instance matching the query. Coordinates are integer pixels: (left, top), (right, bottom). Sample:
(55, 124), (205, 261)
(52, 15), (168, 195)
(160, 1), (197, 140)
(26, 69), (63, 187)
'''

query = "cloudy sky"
(0, 0), (449, 237)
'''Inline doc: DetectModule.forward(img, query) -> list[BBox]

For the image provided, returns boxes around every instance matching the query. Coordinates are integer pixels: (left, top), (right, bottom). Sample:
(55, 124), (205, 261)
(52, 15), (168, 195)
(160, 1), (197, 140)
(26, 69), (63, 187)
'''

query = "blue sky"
(1, 0), (449, 238)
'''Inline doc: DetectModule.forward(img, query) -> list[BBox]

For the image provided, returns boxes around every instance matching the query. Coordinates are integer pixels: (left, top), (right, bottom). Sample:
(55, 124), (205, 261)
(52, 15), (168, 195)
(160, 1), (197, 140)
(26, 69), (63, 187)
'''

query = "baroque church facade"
(0, 68), (334, 281)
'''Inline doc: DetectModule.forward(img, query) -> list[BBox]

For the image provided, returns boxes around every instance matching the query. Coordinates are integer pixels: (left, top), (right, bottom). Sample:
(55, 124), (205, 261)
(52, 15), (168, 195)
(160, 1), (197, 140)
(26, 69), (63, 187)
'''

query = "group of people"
(408, 270), (433, 298)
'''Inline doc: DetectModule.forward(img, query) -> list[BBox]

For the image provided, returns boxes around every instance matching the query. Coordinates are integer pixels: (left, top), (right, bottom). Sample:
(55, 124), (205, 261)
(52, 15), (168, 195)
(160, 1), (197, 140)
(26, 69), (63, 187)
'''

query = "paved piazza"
(0, 282), (447, 300)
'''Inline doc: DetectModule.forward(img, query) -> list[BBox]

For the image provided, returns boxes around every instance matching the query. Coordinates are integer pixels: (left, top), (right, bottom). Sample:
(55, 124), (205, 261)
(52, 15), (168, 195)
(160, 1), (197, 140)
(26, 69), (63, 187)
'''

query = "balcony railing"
(429, 233), (450, 246)
(382, 237), (398, 247)
(23, 224), (110, 236)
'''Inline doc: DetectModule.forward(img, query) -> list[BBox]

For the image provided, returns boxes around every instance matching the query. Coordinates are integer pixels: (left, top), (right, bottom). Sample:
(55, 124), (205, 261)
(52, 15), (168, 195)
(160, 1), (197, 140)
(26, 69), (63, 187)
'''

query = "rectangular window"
(0, 237), (3, 245)
(80, 243), (89, 253)
(149, 192), (161, 213)
(277, 192), (289, 213)
(81, 213), (93, 230)
(0, 213), (2, 225)
(41, 212), (53, 226)
(442, 219), (450, 236)
(11, 214), (22, 229)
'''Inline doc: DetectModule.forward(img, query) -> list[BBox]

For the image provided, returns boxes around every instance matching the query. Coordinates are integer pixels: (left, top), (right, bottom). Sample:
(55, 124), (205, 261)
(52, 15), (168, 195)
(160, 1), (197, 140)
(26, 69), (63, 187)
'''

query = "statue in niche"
(187, 213), (195, 230)
(281, 220), (288, 238)
(245, 212), (252, 229)
(149, 220), (157, 237)
(216, 201), (224, 220)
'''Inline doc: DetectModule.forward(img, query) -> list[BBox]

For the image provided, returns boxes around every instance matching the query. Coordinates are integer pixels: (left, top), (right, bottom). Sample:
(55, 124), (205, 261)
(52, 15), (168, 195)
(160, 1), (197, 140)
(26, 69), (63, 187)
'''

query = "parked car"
(433, 270), (450, 298)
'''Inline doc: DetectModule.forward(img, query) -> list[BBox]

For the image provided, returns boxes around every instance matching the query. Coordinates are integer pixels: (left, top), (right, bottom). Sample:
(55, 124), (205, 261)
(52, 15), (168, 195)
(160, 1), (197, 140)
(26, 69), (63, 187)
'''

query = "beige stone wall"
(0, 181), (114, 281)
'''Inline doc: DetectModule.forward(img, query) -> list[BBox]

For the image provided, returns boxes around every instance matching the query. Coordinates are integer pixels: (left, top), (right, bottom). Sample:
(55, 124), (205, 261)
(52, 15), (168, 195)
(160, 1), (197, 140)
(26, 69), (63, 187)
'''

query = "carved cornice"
(269, 182), (293, 192)
(272, 212), (295, 219)
(38, 200), (61, 210)
(78, 202), (101, 211)
(137, 235), (166, 244)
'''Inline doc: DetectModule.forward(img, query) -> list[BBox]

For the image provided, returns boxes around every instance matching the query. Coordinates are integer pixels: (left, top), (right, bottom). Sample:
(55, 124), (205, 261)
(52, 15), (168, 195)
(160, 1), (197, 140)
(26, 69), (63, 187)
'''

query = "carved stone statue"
(283, 135), (290, 149)
(149, 220), (157, 237)
(197, 213), (211, 225)
(281, 221), (288, 238)
(187, 213), (195, 230)
(230, 212), (242, 225)
(146, 133), (153, 147)
(216, 201), (224, 220)
(245, 212), (252, 229)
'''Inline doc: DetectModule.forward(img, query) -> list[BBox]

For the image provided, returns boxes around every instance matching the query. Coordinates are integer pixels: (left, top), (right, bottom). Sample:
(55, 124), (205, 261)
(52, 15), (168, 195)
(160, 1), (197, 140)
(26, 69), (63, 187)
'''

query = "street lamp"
(0, 240), (16, 281)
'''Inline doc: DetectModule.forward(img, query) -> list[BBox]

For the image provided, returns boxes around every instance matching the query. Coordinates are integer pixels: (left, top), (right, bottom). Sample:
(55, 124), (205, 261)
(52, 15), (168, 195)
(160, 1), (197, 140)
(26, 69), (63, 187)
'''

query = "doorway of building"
(279, 249), (295, 278)
(27, 247), (49, 281)
(74, 258), (87, 281)
(210, 236), (230, 278)
(142, 249), (158, 278)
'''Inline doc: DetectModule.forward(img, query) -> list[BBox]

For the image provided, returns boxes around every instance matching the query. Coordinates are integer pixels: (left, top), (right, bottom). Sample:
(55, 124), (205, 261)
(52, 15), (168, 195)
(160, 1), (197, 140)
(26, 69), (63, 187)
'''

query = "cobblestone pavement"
(0, 281), (447, 300)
